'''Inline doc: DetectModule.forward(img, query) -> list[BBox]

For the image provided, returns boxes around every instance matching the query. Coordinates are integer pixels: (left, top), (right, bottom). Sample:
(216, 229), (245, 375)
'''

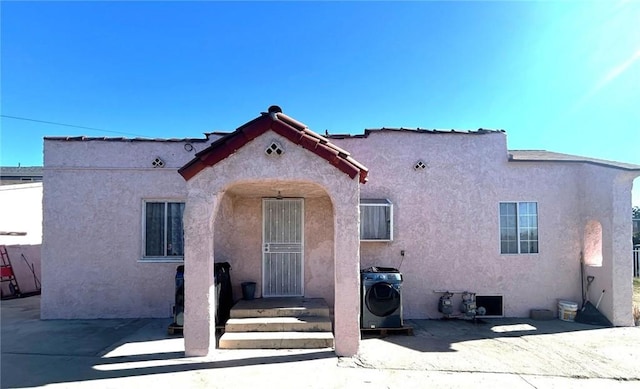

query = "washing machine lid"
(362, 272), (402, 282)
(361, 266), (400, 273)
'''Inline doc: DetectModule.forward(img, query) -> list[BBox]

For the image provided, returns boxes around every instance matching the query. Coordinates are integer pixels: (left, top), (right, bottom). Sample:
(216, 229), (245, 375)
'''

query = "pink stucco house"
(42, 106), (640, 356)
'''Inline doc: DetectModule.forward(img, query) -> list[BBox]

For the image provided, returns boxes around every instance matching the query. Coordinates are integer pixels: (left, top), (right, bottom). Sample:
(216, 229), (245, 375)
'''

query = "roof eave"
(508, 154), (640, 172)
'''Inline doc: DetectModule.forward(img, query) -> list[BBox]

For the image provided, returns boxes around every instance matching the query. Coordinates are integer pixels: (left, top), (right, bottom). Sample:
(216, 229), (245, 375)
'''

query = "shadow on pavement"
(4, 295), (637, 387)
(365, 317), (611, 353)
(1, 296), (337, 388)
(352, 317), (640, 381)
(4, 348), (337, 388)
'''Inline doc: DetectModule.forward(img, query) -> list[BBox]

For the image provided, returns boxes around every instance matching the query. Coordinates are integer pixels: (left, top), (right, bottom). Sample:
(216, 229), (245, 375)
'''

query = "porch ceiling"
(226, 181), (329, 198)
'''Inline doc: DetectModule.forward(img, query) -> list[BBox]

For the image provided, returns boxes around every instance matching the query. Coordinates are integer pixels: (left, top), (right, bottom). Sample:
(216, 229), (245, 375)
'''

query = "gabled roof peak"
(179, 107), (368, 183)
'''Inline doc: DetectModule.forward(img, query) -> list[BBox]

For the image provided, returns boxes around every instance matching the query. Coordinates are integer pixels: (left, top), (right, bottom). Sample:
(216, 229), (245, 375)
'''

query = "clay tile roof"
(178, 106), (369, 183)
(326, 128), (504, 139)
(43, 136), (209, 143)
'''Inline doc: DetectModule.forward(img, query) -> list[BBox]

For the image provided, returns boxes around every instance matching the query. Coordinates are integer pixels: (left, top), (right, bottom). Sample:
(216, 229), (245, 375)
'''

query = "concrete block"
(530, 309), (554, 320)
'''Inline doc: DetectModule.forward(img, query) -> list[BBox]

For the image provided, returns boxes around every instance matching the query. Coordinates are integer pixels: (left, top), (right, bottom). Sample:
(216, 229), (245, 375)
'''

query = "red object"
(0, 266), (13, 278)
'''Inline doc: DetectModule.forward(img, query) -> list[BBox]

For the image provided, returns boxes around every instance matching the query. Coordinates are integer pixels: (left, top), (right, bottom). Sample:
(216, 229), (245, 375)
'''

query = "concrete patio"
(2, 295), (640, 388)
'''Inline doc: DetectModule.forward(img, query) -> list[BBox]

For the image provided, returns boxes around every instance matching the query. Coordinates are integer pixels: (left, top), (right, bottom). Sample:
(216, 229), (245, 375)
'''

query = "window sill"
(138, 257), (184, 263)
(361, 239), (393, 242)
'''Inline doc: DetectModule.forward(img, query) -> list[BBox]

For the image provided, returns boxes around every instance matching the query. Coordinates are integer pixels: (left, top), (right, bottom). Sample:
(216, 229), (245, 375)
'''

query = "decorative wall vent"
(265, 141), (284, 156)
(152, 157), (165, 168)
(414, 160), (427, 170)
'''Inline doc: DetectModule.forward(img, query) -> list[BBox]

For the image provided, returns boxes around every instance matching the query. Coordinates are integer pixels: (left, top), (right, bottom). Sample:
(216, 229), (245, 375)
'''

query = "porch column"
(611, 173), (637, 326)
(183, 190), (217, 356)
(333, 194), (361, 356)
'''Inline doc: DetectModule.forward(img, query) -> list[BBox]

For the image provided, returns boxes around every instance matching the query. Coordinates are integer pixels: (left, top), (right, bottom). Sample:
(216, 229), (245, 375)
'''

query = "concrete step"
(218, 331), (334, 349)
(230, 298), (330, 319)
(225, 316), (332, 332)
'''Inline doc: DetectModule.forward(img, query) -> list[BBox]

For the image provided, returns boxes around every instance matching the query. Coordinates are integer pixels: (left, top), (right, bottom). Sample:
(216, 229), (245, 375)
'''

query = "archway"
(212, 180), (336, 308)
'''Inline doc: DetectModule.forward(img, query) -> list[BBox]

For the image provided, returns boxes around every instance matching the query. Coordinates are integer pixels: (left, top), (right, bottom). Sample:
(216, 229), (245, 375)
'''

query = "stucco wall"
(212, 195), (261, 300)
(304, 196), (336, 308)
(41, 139), (216, 319)
(42, 134), (341, 322)
(42, 128), (636, 330)
(332, 131), (628, 320)
(578, 164), (636, 326)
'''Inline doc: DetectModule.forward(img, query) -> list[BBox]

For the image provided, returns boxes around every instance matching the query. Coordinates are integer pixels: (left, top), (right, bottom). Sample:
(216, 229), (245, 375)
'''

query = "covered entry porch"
(211, 182), (336, 304)
(178, 106), (368, 357)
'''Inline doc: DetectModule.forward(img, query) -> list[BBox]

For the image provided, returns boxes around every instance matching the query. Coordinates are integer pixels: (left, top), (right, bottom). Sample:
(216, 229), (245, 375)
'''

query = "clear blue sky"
(1, 1), (638, 204)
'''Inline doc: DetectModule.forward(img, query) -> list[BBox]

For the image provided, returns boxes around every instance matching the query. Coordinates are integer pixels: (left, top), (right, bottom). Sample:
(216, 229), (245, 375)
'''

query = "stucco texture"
(577, 165), (637, 325)
(332, 131), (637, 324)
(41, 140), (213, 319)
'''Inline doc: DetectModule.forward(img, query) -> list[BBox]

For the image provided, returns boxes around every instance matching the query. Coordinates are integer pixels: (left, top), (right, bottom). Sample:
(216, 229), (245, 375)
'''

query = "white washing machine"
(361, 267), (403, 329)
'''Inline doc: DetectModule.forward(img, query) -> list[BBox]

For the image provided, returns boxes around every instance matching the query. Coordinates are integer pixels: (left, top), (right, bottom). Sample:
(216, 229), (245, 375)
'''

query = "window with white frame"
(499, 202), (538, 254)
(143, 201), (185, 259)
(360, 199), (393, 241)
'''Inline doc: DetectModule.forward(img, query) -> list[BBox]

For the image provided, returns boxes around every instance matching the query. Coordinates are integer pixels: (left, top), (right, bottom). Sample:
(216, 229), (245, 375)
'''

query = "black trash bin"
(241, 282), (256, 300)
(214, 262), (233, 325)
(174, 265), (184, 326)
(170, 263), (234, 330)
